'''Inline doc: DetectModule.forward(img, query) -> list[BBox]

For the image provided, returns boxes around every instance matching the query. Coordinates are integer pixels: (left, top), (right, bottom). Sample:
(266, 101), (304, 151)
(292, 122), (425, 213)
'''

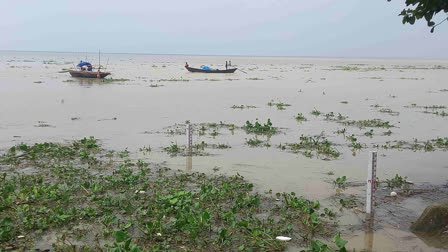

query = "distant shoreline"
(1, 49), (447, 61)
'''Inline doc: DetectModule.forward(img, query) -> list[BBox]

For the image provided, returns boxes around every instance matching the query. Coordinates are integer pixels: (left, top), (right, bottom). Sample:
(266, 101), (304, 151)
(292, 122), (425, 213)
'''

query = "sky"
(1, 0), (447, 58)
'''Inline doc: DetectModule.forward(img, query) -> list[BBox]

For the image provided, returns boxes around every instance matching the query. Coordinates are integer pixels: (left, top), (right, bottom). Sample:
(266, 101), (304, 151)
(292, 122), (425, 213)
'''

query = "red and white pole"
(366, 151), (377, 214)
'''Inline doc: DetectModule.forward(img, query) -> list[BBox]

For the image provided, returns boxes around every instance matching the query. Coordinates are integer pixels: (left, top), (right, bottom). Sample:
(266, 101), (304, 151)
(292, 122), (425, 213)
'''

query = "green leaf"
(333, 233), (348, 249)
(115, 230), (127, 243)
(124, 238), (131, 250)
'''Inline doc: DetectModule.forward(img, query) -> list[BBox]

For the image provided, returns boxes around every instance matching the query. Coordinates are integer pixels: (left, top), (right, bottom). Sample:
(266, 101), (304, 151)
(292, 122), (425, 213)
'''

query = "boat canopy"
(202, 66), (210, 70)
(77, 61), (92, 67)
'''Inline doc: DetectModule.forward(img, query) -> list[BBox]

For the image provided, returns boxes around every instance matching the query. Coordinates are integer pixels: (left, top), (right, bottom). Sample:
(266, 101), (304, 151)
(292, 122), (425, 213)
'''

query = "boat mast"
(98, 49), (101, 70)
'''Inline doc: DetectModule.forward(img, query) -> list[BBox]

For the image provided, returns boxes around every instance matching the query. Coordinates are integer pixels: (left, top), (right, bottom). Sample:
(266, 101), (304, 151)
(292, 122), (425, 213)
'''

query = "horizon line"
(0, 49), (447, 60)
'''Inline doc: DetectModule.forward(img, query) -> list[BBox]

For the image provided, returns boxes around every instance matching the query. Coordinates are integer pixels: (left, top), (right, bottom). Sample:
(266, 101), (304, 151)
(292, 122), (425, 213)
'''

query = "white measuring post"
(186, 124), (193, 151)
(366, 151), (377, 214)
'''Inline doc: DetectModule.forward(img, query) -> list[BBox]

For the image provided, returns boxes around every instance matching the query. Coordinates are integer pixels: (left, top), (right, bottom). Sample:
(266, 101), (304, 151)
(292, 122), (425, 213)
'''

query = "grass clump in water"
(267, 100), (291, 110)
(295, 113), (307, 122)
(311, 109), (321, 116)
(244, 119), (276, 134)
(282, 135), (340, 159)
(231, 105), (256, 109)
(102, 78), (130, 83)
(342, 119), (392, 128)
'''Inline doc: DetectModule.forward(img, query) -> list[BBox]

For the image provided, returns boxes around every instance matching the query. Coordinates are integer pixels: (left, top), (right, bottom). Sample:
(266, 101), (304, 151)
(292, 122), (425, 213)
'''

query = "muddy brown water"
(1, 51), (448, 251)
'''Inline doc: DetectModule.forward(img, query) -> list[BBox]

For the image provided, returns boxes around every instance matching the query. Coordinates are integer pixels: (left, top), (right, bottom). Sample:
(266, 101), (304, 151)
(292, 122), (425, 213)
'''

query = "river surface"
(1, 51), (447, 251)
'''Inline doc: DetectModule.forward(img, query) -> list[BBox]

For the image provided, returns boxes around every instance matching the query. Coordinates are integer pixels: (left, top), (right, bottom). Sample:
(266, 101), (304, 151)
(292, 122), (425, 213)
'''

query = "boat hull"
(185, 66), (237, 73)
(69, 70), (111, 78)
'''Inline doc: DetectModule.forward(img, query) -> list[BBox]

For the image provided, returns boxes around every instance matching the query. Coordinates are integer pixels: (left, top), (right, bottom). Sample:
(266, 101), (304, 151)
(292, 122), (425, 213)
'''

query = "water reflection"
(186, 153), (192, 172)
(363, 214), (374, 252)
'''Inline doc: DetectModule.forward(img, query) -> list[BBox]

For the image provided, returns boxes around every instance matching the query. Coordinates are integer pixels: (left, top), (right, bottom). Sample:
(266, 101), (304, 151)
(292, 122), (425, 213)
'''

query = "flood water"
(1, 51), (447, 251)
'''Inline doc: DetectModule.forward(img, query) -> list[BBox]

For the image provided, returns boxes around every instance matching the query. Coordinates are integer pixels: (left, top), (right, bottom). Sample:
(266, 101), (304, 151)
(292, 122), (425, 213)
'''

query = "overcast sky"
(1, 0), (447, 58)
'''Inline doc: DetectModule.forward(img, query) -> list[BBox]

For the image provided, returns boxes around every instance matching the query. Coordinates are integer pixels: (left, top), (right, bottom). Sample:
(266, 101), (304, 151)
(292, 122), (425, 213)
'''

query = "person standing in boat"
(185, 62), (189, 68)
(225, 61), (228, 70)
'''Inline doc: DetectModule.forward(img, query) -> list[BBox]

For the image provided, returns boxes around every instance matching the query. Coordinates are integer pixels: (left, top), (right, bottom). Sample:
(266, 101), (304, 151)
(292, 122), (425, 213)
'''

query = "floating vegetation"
(342, 119), (392, 128)
(429, 111), (448, 117)
(405, 104), (446, 110)
(335, 128), (347, 135)
(374, 137), (448, 152)
(383, 130), (392, 136)
(267, 100), (291, 110)
(244, 119), (276, 135)
(34, 121), (55, 128)
(0, 139), (342, 251)
(246, 136), (263, 147)
(98, 117), (117, 121)
(231, 105), (256, 109)
(378, 108), (400, 116)
(423, 105), (446, 109)
(214, 143), (231, 149)
(340, 101), (348, 104)
(346, 134), (363, 149)
(281, 135), (340, 159)
(311, 109), (321, 116)
(210, 129), (219, 137)
(364, 129), (374, 137)
(329, 66), (386, 71)
(440, 89), (448, 92)
(295, 113), (307, 122)
(149, 84), (164, 88)
(139, 145), (152, 153)
(385, 174), (408, 189)
(333, 176), (347, 187)
(164, 142), (181, 154)
(338, 195), (358, 209)
(334, 66), (360, 71)
(43, 60), (57, 64)
(246, 77), (263, 80)
(158, 78), (189, 82)
(33, 81), (43, 84)
(102, 78), (131, 83)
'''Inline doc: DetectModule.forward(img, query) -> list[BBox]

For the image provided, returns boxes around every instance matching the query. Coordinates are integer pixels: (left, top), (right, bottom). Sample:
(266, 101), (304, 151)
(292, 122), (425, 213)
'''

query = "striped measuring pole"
(186, 124), (193, 150)
(366, 151), (377, 214)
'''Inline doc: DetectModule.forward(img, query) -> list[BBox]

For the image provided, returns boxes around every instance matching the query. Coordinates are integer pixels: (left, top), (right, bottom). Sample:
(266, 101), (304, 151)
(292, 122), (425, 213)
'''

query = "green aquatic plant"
(285, 135), (340, 159)
(364, 129), (374, 137)
(342, 119), (392, 128)
(267, 100), (291, 110)
(386, 174), (407, 188)
(379, 108), (400, 116)
(246, 136), (263, 147)
(244, 119), (276, 134)
(333, 176), (347, 187)
(231, 105), (256, 109)
(210, 130), (218, 137)
(311, 109), (321, 116)
(296, 113), (307, 121)
(102, 78), (130, 83)
(164, 142), (181, 154)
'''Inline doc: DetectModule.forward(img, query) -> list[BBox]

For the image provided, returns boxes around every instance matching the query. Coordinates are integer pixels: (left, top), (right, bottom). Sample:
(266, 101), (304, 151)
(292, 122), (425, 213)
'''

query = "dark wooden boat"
(185, 66), (237, 73)
(69, 70), (111, 78)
